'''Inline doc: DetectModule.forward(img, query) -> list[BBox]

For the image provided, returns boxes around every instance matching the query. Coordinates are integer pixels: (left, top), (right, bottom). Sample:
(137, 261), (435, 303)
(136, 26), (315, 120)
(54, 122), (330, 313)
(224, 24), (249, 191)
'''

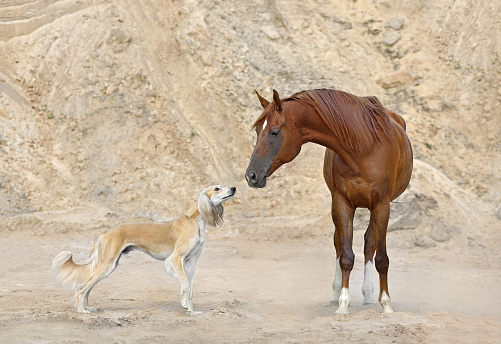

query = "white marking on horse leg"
(335, 287), (351, 314)
(262, 119), (268, 131)
(330, 258), (342, 305)
(362, 261), (376, 304)
(380, 290), (393, 313)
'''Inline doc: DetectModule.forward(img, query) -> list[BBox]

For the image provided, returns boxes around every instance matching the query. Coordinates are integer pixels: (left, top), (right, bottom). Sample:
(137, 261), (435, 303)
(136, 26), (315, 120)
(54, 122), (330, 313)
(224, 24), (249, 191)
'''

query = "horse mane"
(251, 89), (393, 153)
(286, 89), (393, 154)
(251, 102), (281, 130)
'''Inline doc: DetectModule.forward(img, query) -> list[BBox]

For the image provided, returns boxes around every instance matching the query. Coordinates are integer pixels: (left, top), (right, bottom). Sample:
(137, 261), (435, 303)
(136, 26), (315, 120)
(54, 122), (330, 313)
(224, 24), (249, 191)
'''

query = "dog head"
(197, 185), (236, 227)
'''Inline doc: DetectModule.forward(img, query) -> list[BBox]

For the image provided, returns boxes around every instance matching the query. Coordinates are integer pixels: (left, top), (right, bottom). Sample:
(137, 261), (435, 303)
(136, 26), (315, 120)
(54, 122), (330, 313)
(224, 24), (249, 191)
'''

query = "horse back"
(363, 96), (406, 131)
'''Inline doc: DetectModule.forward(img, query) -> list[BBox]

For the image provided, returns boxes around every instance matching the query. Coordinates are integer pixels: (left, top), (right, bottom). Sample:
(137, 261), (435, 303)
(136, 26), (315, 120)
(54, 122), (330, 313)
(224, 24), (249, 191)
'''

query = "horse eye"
(271, 129), (280, 137)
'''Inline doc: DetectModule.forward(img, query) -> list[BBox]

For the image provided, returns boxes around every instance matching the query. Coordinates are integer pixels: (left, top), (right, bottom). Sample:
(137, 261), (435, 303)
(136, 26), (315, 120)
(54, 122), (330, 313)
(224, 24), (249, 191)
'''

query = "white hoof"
(383, 305), (394, 313)
(380, 291), (393, 313)
(335, 305), (349, 314)
(335, 287), (350, 314)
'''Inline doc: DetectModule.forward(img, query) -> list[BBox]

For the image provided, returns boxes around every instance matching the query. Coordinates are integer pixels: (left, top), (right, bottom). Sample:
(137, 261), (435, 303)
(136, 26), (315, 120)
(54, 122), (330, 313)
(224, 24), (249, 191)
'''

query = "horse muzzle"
(245, 170), (267, 188)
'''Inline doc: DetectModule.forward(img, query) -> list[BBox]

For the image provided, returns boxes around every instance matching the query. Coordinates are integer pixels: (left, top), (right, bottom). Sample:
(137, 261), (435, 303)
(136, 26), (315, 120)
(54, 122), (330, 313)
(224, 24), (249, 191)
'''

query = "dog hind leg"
(74, 253), (121, 313)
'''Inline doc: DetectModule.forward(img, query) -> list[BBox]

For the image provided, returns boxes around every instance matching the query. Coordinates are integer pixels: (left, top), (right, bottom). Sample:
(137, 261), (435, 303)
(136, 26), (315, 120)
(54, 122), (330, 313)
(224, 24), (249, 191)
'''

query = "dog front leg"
(164, 257), (193, 313)
(183, 250), (203, 315)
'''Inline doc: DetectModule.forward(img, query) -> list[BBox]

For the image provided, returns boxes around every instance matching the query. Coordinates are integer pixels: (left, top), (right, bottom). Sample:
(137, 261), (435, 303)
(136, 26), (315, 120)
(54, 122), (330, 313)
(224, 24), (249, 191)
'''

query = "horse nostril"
(250, 172), (257, 182)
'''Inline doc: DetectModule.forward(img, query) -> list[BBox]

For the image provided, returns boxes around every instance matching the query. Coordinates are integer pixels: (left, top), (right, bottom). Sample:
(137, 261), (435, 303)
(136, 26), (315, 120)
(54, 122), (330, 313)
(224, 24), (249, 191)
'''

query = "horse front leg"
(331, 196), (355, 314)
(372, 202), (393, 313)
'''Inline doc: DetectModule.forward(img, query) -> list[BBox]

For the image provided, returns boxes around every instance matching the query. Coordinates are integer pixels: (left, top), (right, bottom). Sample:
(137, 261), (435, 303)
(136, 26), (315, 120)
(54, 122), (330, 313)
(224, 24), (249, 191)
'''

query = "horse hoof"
(335, 306), (349, 315)
(379, 291), (393, 313)
(382, 305), (394, 313)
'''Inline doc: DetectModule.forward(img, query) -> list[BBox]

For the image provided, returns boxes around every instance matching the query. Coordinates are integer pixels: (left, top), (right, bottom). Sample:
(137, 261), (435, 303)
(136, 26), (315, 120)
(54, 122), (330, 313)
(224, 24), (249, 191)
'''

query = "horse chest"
(326, 165), (388, 208)
(340, 179), (384, 208)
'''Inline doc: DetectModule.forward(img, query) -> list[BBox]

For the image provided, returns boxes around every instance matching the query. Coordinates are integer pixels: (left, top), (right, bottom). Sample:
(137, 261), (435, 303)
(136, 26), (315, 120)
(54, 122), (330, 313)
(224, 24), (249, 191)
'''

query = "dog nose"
(231, 187), (236, 193)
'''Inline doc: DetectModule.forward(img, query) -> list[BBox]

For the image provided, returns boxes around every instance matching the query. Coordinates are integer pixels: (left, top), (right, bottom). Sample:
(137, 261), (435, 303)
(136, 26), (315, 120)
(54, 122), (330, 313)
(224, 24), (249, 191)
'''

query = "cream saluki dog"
(52, 185), (236, 315)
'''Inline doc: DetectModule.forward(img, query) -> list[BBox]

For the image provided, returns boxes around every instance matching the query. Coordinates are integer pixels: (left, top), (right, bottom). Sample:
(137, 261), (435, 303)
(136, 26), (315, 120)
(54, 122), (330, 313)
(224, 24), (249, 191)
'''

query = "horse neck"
(289, 101), (360, 166)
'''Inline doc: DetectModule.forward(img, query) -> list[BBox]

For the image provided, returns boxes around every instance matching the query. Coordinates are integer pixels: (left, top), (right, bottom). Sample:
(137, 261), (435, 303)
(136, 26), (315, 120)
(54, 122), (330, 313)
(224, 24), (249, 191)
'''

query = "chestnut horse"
(245, 89), (413, 314)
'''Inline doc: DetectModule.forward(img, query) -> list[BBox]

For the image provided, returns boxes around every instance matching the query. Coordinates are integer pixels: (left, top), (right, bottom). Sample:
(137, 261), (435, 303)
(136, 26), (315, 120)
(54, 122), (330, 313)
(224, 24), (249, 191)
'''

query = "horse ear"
(256, 91), (270, 109)
(273, 89), (282, 111)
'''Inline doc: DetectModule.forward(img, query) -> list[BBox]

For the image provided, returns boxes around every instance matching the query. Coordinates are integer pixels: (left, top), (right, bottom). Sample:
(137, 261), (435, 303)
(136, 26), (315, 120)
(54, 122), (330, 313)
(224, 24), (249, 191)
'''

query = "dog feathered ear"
(198, 191), (224, 227)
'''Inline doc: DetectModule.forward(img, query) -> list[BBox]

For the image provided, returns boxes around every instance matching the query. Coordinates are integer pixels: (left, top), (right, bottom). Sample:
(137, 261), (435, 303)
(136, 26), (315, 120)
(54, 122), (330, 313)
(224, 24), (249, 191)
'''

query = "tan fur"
(52, 185), (236, 314)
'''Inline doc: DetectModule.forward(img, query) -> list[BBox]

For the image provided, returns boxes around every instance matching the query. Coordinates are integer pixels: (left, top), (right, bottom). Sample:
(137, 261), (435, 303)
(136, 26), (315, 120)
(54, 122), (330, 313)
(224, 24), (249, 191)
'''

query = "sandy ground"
(1, 212), (499, 344)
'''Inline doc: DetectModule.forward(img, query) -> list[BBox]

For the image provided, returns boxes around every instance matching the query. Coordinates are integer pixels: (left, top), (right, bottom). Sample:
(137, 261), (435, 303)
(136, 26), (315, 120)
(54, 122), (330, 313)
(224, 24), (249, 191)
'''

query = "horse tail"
(51, 236), (102, 291)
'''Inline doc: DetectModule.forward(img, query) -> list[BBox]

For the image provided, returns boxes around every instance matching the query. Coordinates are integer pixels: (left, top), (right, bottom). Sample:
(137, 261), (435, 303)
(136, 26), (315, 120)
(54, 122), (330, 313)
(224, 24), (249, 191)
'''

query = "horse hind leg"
(362, 220), (377, 304)
(329, 228), (342, 306)
(328, 195), (343, 306)
(372, 202), (393, 313)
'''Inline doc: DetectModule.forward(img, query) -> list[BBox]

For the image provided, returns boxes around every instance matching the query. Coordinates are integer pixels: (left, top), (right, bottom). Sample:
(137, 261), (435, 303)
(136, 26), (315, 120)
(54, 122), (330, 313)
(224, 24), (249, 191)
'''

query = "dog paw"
(76, 306), (97, 314)
(188, 310), (203, 316)
(181, 299), (190, 309)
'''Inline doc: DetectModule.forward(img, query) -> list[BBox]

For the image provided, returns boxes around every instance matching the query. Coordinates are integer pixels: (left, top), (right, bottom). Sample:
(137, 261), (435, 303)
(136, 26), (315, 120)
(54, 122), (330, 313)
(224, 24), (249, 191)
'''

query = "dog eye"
(214, 187), (220, 191)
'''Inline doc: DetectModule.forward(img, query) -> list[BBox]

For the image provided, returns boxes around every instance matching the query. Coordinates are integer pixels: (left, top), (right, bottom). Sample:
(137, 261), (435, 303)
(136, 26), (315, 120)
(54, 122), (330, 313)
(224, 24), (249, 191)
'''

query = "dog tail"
(51, 237), (102, 291)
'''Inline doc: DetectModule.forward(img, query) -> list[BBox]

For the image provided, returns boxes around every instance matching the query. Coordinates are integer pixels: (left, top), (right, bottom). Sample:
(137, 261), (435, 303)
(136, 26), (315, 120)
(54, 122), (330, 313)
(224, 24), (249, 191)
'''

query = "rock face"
(387, 17), (405, 30)
(260, 26), (280, 40)
(389, 191), (422, 231)
(495, 202), (501, 221)
(383, 29), (402, 45)
(0, 0), (499, 252)
(376, 71), (415, 89)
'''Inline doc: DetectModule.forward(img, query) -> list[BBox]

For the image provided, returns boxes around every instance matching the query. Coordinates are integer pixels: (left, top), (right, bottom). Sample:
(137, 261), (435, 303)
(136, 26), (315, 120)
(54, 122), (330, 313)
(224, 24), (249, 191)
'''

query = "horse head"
(245, 90), (302, 188)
